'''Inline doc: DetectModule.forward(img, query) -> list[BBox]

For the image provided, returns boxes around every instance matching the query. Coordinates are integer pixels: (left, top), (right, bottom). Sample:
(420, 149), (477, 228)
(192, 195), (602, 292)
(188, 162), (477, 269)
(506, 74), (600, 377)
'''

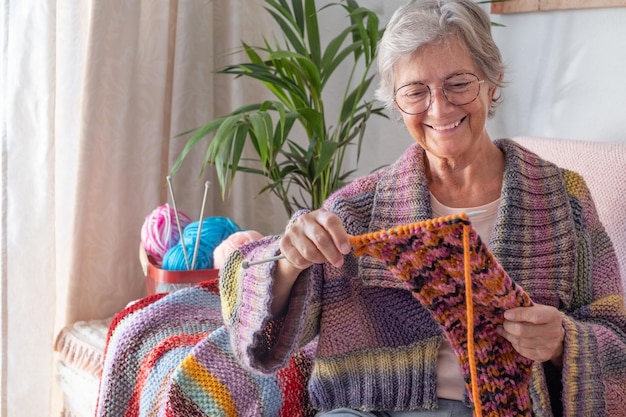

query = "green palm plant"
(171, 0), (386, 217)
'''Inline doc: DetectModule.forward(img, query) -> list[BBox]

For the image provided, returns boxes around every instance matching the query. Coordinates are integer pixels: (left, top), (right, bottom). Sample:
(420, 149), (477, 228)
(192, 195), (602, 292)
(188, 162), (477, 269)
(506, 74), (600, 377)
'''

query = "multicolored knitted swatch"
(351, 214), (534, 417)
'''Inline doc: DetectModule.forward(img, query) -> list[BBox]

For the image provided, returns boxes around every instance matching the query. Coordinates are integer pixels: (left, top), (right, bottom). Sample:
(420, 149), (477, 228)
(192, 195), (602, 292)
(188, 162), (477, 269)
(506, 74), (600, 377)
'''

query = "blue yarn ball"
(162, 216), (241, 270)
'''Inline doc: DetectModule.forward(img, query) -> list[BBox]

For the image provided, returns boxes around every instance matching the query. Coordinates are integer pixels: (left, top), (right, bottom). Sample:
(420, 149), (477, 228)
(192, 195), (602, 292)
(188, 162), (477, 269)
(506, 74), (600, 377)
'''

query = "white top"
(429, 192), (501, 401)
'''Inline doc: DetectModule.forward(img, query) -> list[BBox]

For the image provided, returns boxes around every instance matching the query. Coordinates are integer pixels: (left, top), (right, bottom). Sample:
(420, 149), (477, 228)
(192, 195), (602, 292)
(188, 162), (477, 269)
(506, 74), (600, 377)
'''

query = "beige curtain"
(0, 0), (287, 415)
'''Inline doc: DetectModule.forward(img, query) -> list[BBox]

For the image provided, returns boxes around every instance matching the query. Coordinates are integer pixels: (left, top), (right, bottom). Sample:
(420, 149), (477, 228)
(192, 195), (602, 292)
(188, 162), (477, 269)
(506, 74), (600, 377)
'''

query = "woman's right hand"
(279, 209), (352, 272)
(270, 209), (351, 317)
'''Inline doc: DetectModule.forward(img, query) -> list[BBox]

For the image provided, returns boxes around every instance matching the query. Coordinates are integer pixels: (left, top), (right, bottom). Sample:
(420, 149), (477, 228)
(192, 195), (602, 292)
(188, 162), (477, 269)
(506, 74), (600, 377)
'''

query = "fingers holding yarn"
(499, 305), (565, 364)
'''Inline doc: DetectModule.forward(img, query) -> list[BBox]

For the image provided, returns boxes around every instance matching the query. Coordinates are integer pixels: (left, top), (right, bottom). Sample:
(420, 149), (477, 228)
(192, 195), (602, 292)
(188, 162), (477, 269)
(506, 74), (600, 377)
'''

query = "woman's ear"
(489, 86), (497, 102)
(489, 72), (504, 101)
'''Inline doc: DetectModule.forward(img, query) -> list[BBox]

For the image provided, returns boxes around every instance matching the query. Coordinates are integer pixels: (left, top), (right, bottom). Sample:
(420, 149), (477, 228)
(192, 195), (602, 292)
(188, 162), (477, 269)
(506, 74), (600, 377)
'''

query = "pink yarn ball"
(213, 230), (264, 270)
(141, 204), (192, 266)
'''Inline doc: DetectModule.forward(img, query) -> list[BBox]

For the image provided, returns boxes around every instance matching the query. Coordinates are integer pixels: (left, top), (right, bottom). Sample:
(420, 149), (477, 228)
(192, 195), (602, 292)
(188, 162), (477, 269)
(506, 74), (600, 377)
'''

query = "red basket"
(140, 243), (219, 295)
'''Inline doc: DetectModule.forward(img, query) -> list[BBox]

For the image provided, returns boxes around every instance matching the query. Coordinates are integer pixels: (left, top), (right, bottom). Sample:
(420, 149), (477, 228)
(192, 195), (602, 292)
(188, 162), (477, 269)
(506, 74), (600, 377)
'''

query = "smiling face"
(394, 36), (496, 162)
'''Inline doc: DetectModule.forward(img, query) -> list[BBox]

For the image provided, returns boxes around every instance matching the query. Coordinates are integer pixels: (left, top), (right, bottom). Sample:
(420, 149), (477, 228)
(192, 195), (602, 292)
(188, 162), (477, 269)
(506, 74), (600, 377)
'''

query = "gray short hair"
(375, 0), (505, 117)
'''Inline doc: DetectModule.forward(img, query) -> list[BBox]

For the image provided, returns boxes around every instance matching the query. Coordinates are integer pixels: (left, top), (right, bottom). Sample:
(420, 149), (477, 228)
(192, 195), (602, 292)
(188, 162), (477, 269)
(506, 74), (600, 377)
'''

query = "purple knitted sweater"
(220, 139), (626, 416)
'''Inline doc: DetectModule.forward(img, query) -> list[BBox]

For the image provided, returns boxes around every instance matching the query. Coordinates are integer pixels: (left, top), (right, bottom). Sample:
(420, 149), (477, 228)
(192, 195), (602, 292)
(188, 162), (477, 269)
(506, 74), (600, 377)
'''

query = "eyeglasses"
(394, 72), (485, 115)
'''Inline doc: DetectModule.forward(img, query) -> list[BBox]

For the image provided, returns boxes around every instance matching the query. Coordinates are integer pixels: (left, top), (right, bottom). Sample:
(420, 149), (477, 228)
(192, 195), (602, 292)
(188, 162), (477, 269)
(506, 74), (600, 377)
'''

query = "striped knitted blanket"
(95, 279), (316, 417)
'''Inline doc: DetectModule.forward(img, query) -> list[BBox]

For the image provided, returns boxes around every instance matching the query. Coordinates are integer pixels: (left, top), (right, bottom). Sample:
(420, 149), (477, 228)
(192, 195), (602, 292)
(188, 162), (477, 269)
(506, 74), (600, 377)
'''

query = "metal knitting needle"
(242, 254), (286, 269)
(241, 210), (487, 269)
(166, 176), (191, 270)
(191, 181), (211, 270)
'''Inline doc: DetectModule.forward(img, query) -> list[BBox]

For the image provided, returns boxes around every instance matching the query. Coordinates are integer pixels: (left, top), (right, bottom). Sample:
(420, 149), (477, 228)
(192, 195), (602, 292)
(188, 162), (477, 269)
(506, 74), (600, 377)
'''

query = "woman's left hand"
(498, 304), (565, 367)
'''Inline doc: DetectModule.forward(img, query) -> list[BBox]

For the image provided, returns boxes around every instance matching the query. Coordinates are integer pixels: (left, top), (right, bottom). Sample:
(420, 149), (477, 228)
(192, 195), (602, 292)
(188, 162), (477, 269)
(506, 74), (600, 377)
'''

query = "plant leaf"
(170, 116), (228, 177)
(266, 8), (306, 54)
(208, 115), (244, 195)
(248, 111), (272, 163)
(304, 0), (321, 66)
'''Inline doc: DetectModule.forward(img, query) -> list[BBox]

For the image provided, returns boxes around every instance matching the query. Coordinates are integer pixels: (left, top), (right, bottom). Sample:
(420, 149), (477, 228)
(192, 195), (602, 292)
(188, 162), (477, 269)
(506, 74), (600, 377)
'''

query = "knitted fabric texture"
(219, 140), (626, 415)
(95, 279), (316, 417)
(351, 214), (534, 417)
(167, 327), (315, 417)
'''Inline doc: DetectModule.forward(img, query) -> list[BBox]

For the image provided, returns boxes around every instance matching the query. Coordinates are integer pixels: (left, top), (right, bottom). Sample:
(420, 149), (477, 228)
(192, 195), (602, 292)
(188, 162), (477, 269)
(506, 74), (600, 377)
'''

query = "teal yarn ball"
(162, 216), (241, 270)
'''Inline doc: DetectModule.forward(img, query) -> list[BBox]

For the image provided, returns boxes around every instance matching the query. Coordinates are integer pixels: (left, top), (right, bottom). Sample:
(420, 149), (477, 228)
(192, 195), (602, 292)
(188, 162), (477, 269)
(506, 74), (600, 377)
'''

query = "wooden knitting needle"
(241, 210), (487, 269)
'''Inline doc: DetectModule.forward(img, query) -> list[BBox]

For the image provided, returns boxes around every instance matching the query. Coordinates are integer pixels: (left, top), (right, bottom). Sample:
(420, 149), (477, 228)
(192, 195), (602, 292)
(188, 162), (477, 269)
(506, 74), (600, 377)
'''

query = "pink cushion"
(512, 136), (626, 285)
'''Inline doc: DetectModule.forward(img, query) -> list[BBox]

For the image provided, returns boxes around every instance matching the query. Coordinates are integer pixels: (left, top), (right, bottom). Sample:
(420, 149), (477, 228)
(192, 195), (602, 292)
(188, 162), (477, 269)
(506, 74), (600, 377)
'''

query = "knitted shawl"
(220, 139), (626, 416)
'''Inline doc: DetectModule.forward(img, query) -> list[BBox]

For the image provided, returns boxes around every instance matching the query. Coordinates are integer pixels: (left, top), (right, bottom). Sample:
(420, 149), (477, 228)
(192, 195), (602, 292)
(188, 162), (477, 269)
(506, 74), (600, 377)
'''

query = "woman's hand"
(279, 209), (352, 271)
(498, 304), (565, 367)
(270, 210), (351, 317)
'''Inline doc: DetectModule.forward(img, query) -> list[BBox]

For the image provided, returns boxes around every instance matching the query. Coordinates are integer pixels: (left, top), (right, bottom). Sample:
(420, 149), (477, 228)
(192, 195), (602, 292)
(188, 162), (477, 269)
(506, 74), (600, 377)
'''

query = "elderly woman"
(220, 0), (626, 416)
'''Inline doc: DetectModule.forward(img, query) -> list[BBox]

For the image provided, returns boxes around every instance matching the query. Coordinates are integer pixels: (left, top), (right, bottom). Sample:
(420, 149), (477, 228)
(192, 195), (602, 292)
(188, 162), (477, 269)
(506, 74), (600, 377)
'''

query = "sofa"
(54, 136), (626, 417)
(511, 136), (626, 283)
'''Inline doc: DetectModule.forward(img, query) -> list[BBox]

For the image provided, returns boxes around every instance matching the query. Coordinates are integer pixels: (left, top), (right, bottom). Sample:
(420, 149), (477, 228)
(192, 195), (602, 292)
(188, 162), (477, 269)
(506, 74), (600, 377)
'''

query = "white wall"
(353, 2), (626, 177)
(487, 5), (626, 144)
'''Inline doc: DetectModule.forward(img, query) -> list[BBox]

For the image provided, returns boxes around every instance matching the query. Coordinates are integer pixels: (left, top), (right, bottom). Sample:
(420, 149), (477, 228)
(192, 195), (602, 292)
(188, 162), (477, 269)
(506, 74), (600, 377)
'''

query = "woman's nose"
(427, 86), (454, 115)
